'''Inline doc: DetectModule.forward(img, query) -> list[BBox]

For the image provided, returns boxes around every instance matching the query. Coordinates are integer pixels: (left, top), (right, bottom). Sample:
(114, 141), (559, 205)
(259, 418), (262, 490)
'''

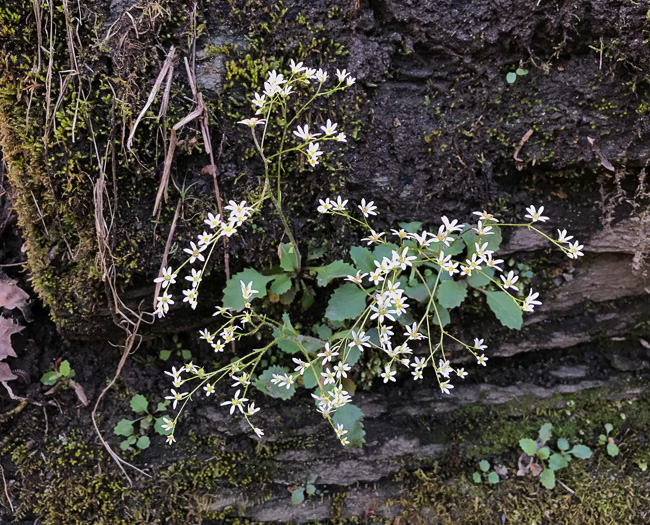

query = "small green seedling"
(291, 473), (319, 504)
(114, 394), (171, 451)
(598, 423), (619, 457)
(518, 423), (592, 489)
(506, 68), (528, 84)
(159, 334), (192, 362)
(41, 359), (75, 386)
(473, 459), (502, 485)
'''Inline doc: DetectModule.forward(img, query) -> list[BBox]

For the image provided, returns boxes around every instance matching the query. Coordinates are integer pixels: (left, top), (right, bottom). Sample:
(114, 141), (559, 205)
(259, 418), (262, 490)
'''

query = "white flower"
(320, 119), (338, 136)
(474, 338), (487, 351)
(335, 423), (348, 438)
(346, 76), (356, 86)
(456, 368), (468, 378)
(253, 427), (264, 438)
(336, 132), (347, 142)
(440, 381), (454, 394)
(321, 369), (336, 385)
(154, 266), (176, 287)
(349, 330), (371, 351)
(473, 210), (499, 223)
(166, 434), (176, 445)
(315, 68), (328, 83)
(412, 356), (426, 369)
(292, 358), (310, 375)
(185, 268), (202, 288)
(361, 230), (384, 245)
(474, 220), (494, 236)
(252, 92), (265, 108)
(317, 343), (339, 364)
(441, 216), (463, 233)
(165, 389), (188, 409)
(336, 69), (350, 82)
(289, 59), (306, 74)
(476, 354), (488, 366)
(221, 221), (238, 237)
(238, 117), (266, 127)
(211, 340), (225, 353)
(220, 389), (248, 415)
(247, 402), (260, 415)
(333, 195), (348, 211)
(437, 359), (453, 378)
(333, 360), (351, 379)
(500, 270), (519, 291)
(556, 229), (574, 243)
(483, 253), (504, 272)
(240, 280), (259, 300)
(567, 241), (584, 259)
(345, 271), (367, 285)
(412, 368), (424, 380)
(525, 205), (550, 223)
(294, 124), (321, 141)
(182, 288), (198, 308)
(156, 291), (174, 313)
(203, 383), (215, 396)
(381, 366), (396, 383)
(523, 289), (542, 312)
(317, 198), (333, 214)
(161, 417), (174, 432)
(183, 241), (206, 264)
(197, 231), (214, 247)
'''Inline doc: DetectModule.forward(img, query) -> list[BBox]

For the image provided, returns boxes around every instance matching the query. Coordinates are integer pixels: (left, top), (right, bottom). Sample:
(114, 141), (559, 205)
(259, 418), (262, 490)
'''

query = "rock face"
(1, 0), (647, 344)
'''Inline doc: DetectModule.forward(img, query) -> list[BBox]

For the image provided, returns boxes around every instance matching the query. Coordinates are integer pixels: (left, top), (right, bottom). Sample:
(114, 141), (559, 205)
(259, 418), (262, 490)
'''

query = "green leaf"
(397, 221), (422, 233)
(159, 349), (172, 361)
(605, 423), (613, 434)
(59, 360), (71, 377)
(155, 401), (170, 413)
(120, 439), (132, 451)
(136, 436), (151, 450)
(130, 394), (149, 413)
(479, 460), (490, 472)
(537, 447), (550, 460)
(140, 418), (152, 430)
(486, 291), (523, 330)
(40, 371), (60, 386)
(114, 419), (135, 437)
(270, 274), (292, 295)
(516, 68), (528, 76)
(472, 472), (482, 484)
(306, 473), (318, 485)
(431, 303), (450, 327)
(345, 346), (361, 367)
(519, 438), (537, 456)
(325, 284), (367, 322)
(313, 261), (357, 287)
(254, 366), (296, 400)
(569, 444), (593, 459)
(222, 268), (274, 310)
(279, 243), (298, 272)
(463, 225), (502, 256)
(350, 246), (375, 274)
(487, 471), (500, 484)
(291, 487), (305, 505)
(181, 349), (192, 361)
(333, 403), (365, 447)
(437, 280), (467, 309)
(305, 483), (316, 495)
(506, 72), (517, 83)
(302, 363), (322, 389)
(607, 442), (619, 457)
(557, 437), (570, 451)
(403, 273), (438, 303)
(466, 268), (494, 287)
(313, 324), (332, 340)
(549, 453), (569, 471)
(301, 286), (315, 310)
(540, 468), (556, 489)
(538, 423), (553, 444)
(154, 416), (172, 436)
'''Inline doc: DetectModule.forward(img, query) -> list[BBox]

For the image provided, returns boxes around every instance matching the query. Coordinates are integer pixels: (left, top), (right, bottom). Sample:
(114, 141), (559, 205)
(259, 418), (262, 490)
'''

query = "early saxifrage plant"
(152, 61), (585, 447)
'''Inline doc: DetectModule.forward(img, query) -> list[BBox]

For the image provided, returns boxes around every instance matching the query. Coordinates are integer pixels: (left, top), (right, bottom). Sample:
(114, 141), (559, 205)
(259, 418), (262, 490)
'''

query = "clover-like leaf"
(130, 394), (149, 413)
(570, 444), (592, 459)
(540, 468), (556, 489)
(325, 283), (367, 322)
(519, 438), (537, 456)
(437, 280), (467, 309)
(114, 419), (135, 437)
(333, 403), (365, 447)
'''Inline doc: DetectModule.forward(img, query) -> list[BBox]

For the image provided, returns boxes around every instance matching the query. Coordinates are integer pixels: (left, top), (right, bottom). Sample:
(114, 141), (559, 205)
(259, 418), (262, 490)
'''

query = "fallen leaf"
(69, 379), (89, 406)
(0, 317), (23, 360)
(0, 362), (17, 382)
(0, 277), (31, 321)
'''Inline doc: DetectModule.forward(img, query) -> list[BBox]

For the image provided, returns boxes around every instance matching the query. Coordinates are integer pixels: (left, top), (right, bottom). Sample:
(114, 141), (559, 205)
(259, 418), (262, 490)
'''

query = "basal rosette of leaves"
(151, 63), (585, 448)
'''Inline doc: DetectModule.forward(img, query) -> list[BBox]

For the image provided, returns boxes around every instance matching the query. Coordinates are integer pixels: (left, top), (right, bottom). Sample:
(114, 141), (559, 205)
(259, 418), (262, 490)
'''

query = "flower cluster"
(153, 201), (254, 317)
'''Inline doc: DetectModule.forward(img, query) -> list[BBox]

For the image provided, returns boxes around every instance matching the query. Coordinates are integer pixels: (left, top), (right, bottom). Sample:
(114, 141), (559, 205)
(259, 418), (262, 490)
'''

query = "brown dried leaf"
(0, 317), (23, 360)
(0, 278), (31, 321)
(69, 379), (89, 406)
(0, 362), (17, 382)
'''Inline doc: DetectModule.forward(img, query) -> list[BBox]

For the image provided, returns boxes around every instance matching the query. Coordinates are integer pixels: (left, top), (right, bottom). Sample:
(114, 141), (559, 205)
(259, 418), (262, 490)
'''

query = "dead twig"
(513, 128), (534, 162)
(126, 46), (176, 152)
(0, 463), (14, 513)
